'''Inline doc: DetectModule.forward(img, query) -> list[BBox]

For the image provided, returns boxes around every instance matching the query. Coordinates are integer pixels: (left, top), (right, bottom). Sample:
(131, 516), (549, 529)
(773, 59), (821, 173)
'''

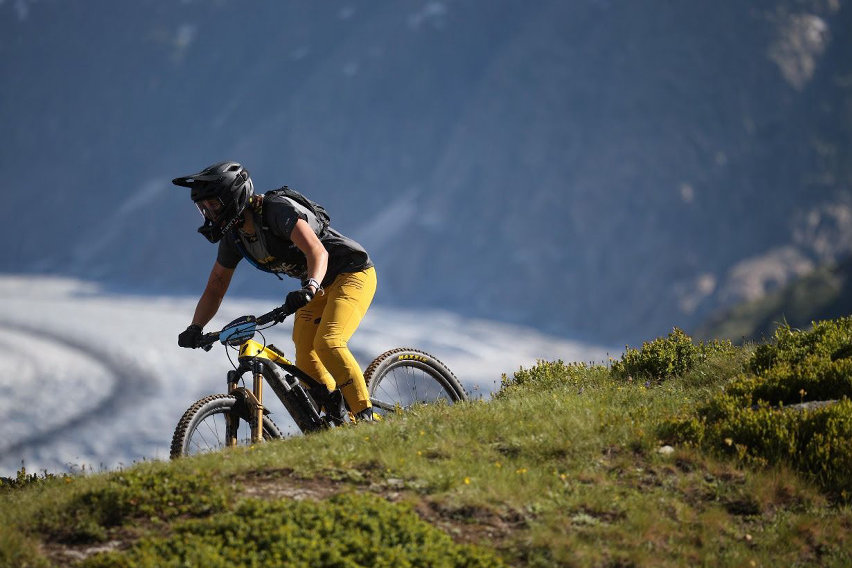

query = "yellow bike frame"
(226, 340), (292, 446)
(226, 338), (331, 445)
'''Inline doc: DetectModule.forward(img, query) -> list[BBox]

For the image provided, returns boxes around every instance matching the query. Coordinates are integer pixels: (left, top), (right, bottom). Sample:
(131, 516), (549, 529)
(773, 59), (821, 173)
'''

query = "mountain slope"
(1, 0), (851, 343)
(696, 255), (852, 342)
(3, 320), (852, 566)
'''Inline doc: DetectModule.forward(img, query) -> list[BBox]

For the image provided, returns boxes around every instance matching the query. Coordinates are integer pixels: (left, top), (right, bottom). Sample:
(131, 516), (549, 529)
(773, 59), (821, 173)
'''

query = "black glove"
(284, 287), (314, 314)
(178, 324), (203, 348)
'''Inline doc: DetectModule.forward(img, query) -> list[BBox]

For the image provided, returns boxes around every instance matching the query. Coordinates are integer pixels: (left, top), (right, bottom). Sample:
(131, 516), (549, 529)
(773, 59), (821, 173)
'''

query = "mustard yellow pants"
(292, 267), (377, 413)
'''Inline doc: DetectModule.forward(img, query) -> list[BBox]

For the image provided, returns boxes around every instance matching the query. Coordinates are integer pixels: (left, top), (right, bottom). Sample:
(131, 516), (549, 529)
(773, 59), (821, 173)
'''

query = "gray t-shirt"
(217, 192), (372, 287)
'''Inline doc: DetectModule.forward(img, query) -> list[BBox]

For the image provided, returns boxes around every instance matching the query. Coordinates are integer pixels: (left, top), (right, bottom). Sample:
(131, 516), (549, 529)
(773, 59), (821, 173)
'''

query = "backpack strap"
(229, 229), (284, 280)
(265, 187), (330, 237)
(229, 188), (326, 281)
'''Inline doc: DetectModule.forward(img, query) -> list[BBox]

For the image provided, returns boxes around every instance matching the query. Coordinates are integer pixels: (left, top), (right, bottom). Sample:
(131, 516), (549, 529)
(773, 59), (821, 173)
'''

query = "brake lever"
(273, 306), (289, 323)
(198, 332), (219, 351)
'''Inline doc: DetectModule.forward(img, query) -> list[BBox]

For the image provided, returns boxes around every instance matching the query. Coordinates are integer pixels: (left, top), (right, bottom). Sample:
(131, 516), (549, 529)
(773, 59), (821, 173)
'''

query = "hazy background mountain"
(694, 256), (852, 342)
(2, 0), (851, 344)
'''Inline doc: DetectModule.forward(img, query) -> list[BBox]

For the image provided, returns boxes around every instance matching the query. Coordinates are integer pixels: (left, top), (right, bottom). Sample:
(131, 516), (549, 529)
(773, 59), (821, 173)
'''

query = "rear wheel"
(170, 394), (283, 459)
(364, 348), (466, 417)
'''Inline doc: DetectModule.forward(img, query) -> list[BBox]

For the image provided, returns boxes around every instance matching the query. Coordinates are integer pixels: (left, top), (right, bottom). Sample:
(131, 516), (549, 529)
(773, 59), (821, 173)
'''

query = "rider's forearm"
(191, 290), (224, 328)
(290, 219), (328, 293)
(192, 264), (233, 328)
(305, 244), (328, 290)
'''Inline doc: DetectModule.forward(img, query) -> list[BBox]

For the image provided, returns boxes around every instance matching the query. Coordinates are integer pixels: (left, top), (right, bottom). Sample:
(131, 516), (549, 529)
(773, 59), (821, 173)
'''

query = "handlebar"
(257, 305), (291, 326)
(196, 305), (293, 351)
(198, 333), (219, 351)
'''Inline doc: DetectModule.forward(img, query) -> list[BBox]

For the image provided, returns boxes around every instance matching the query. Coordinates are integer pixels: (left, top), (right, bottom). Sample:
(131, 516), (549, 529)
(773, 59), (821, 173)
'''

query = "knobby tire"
(170, 393), (283, 459)
(364, 348), (467, 414)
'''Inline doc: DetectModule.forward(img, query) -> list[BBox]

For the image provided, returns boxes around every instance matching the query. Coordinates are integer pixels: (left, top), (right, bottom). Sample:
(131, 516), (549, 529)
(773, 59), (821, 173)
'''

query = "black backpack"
(230, 186), (331, 278)
(267, 186), (330, 233)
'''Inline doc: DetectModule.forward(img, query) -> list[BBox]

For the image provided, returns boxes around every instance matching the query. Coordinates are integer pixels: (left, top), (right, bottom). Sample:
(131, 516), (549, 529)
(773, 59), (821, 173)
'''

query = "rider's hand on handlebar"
(271, 307), (288, 323)
(284, 287), (314, 314)
(178, 324), (203, 348)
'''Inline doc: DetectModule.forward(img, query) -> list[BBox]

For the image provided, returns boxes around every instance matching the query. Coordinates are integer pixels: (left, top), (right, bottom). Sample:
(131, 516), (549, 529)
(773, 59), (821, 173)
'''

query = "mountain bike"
(170, 305), (466, 458)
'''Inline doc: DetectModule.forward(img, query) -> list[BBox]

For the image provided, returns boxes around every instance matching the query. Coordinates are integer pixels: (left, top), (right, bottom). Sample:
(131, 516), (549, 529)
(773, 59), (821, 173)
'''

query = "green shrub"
(37, 467), (229, 544)
(749, 318), (852, 375)
(796, 401), (852, 497)
(733, 319), (852, 406)
(494, 360), (607, 399)
(665, 399), (852, 498)
(496, 330), (738, 398)
(611, 328), (735, 382)
(662, 319), (852, 499)
(80, 493), (504, 567)
(726, 357), (852, 407)
(0, 467), (69, 492)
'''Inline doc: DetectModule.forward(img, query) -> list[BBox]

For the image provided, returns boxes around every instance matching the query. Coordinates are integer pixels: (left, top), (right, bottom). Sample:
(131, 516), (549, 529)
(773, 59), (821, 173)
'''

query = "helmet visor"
(195, 197), (225, 221)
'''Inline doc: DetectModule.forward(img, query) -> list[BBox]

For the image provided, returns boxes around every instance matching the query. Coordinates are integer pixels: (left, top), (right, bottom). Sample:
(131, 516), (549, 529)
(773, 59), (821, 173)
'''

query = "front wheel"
(170, 394), (283, 459)
(364, 348), (467, 417)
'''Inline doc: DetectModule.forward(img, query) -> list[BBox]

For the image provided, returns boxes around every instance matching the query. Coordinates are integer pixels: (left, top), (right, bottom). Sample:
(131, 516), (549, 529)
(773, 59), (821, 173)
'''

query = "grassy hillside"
(3, 320), (852, 567)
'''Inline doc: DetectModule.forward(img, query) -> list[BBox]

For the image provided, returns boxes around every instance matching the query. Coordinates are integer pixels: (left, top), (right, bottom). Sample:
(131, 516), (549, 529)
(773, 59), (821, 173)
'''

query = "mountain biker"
(172, 161), (377, 423)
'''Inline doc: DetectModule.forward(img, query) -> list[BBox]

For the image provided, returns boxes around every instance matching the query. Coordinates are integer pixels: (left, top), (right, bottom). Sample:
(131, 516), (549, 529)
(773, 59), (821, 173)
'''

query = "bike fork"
(225, 365), (265, 447)
(251, 360), (264, 444)
(226, 370), (239, 448)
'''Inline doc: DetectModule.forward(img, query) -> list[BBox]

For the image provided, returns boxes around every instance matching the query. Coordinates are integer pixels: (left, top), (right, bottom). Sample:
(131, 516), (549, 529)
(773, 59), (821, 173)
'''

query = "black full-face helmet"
(172, 161), (254, 243)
